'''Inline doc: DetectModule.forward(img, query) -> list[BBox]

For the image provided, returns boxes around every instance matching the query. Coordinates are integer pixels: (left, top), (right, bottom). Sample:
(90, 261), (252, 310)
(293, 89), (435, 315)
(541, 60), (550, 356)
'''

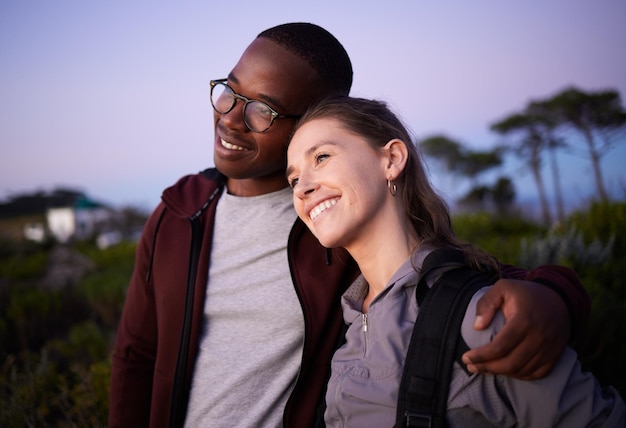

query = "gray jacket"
(324, 249), (625, 427)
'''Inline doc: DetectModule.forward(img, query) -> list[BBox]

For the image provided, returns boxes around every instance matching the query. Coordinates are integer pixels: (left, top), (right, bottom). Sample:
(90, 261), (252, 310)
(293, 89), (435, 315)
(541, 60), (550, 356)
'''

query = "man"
(109, 23), (589, 427)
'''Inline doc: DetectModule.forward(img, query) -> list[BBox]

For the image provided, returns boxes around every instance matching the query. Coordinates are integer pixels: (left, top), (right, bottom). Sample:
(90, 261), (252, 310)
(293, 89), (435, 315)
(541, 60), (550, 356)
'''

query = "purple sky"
(1, 1), (625, 212)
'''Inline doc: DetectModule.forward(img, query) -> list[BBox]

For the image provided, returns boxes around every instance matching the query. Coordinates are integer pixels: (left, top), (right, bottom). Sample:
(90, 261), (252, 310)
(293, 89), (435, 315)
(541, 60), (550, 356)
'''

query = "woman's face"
(287, 118), (390, 250)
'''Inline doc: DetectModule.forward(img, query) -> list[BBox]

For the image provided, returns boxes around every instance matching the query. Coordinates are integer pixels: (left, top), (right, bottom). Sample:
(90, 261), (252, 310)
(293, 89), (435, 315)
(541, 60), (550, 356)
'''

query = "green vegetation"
(455, 201), (626, 397)
(552, 202), (626, 389)
(0, 241), (134, 427)
(0, 202), (625, 426)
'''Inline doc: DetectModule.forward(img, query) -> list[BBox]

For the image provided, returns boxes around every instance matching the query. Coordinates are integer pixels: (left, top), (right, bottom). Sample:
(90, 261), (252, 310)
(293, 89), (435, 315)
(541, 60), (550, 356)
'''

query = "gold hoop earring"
(387, 179), (397, 196)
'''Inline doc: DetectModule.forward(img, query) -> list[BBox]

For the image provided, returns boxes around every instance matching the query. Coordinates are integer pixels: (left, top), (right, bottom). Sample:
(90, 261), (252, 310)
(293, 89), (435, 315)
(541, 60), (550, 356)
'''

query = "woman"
(286, 96), (625, 427)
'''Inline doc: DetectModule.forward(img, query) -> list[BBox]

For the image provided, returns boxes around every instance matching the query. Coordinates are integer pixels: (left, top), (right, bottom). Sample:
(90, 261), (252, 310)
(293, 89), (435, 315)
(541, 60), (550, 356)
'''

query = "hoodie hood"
(161, 168), (225, 219)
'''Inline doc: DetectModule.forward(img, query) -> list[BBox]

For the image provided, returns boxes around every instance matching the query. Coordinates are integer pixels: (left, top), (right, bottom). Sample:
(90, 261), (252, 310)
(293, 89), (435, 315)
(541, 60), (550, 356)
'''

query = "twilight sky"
(1, 1), (625, 212)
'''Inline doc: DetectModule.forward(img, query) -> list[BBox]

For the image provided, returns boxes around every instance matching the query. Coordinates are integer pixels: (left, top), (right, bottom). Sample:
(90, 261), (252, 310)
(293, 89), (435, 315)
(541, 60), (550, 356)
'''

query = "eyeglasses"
(210, 79), (301, 133)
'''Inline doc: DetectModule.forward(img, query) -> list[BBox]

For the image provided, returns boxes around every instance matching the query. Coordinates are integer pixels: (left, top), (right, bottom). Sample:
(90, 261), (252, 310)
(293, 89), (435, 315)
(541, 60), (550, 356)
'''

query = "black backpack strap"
(414, 249), (466, 306)
(395, 249), (491, 428)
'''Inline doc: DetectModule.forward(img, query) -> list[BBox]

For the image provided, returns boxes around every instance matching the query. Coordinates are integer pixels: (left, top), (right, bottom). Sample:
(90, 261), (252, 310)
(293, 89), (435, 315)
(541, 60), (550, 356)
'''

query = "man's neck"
(226, 176), (289, 197)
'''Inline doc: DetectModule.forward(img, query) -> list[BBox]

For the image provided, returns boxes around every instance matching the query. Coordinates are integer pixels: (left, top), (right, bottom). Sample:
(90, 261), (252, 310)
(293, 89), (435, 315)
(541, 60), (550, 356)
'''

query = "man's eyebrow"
(227, 72), (289, 112)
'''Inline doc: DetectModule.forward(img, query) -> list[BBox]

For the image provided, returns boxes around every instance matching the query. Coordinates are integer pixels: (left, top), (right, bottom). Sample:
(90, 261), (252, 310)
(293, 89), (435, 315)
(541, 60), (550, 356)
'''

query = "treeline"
(420, 86), (626, 224)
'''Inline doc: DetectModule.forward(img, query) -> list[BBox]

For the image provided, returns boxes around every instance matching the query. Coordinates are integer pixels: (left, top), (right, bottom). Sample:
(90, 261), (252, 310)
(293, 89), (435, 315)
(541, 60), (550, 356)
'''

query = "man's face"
(213, 37), (320, 196)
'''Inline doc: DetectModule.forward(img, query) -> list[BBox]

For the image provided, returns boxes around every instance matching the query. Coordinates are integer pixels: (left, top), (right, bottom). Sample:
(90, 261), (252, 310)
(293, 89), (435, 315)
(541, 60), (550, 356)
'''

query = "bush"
(0, 347), (110, 427)
(452, 211), (544, 264)
(518, 225), (614, 268)
(0, 251), (48, 281)
(77, 242), (136, 328)
(1, 285), (91, 355)
(452, 202), (626, 397)
(0, 241), (136, 427)
(558, 202), (626, 394)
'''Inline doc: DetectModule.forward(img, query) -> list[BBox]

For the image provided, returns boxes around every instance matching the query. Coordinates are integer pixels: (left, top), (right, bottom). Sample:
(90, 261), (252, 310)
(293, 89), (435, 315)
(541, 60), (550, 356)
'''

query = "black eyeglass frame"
(210, 78), (301, 133)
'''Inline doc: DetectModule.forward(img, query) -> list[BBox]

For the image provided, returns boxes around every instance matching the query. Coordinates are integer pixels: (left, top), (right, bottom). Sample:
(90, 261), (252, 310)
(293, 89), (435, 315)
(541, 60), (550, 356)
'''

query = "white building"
(46, 198), (115, 243)
(23, 222), (46, 242)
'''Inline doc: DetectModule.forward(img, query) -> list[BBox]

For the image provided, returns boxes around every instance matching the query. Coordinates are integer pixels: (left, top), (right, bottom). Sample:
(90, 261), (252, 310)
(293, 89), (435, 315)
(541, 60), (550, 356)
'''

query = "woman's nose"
(294, 174), (318, 199)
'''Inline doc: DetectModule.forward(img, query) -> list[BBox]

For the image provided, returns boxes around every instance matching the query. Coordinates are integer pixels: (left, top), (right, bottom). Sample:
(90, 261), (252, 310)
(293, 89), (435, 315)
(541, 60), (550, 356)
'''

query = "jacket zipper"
(169, 217), (202, 428)
(362, 313), (369, 356)
(169, 184), (223, 428)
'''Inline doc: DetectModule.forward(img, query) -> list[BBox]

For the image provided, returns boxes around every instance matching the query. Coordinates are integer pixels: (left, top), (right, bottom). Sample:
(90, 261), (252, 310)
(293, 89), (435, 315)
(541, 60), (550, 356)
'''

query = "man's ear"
(383, 138), (409, 180)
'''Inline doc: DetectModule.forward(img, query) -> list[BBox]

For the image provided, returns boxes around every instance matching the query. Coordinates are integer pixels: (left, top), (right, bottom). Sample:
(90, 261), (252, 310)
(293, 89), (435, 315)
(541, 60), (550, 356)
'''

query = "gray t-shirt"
(185, 187), (303, 427)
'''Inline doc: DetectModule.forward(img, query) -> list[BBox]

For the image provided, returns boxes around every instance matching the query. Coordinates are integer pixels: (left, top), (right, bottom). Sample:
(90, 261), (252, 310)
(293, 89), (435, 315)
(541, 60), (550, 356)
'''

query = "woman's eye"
(315, 153), (329, 164)
(289, 177), (299, 188)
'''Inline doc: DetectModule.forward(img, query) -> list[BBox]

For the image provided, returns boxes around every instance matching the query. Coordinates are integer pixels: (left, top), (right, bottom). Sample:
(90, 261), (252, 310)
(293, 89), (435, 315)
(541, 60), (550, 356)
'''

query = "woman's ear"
(383, 138), (409, 180)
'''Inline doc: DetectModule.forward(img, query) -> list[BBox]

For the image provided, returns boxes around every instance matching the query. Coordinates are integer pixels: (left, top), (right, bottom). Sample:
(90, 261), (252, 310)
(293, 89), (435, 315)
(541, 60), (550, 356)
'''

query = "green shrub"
(452, 212), (544, 264)
(557, 202), (626, 394)
(0, 251), (48, 281)
(0, 347), (110, 427)
(75, 241), (136, 270)
(0, 350), (64, 427)
(563, 201), (626, 298)
(1, 285), (90, 355)
(518, 225), (614, 268)
(50, 321), (110, 364)
(453, 203), (626, 397)
(77, 242), (135, 328)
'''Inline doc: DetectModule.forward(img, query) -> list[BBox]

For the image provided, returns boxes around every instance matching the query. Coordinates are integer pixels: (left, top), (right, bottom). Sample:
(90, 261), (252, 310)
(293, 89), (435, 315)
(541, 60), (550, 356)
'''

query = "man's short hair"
(258, 22), (353, 96)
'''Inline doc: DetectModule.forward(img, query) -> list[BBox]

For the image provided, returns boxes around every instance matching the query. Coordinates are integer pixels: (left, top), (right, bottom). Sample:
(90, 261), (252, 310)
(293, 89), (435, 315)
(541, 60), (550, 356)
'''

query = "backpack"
(395, 248), (496, 428)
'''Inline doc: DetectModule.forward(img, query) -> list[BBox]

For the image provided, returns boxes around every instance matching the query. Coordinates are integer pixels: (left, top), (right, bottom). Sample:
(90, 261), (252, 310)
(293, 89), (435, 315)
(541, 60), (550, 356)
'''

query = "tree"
(492, 177), (516, 215)
(420, 135), (503, 179)
(527, 102), (568, 221)
(458, 151), (504, 183)
(420, 135), (506, 212)
(491, 111), (559, 224)
(419, 135), (471, 202)
(544, 87), (626, 201)
(457, 185), (491, 212)
(419, 135), (466, 174)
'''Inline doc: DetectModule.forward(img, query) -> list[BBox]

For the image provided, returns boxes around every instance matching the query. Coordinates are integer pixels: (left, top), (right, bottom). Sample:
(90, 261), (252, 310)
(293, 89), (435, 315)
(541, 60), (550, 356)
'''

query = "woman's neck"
(348, 221), (420, 301)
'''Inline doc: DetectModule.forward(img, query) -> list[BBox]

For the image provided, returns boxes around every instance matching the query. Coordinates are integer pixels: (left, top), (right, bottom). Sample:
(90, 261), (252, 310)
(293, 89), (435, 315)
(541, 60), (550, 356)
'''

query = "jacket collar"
(161, 168), (225, 219)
